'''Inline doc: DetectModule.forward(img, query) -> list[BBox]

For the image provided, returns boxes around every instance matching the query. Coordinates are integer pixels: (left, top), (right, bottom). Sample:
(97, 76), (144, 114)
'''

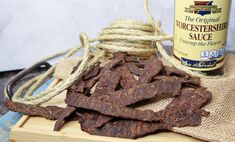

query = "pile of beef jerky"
(5, 52), (212, 139)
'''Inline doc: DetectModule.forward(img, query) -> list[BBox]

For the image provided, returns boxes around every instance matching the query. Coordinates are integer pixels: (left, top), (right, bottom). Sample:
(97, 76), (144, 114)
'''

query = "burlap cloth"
(54, 54), (235, 142)
(176, 53), (235, 142)
(140, 54), (235, 142)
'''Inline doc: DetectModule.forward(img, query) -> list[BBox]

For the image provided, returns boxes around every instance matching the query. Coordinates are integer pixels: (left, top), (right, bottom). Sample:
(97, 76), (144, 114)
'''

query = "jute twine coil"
(7, 0), (226, 105)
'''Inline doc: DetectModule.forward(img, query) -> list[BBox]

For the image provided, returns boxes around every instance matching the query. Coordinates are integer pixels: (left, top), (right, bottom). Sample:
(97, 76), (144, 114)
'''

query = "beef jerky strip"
(95, 78), (182, 128)
(92, 69), (120, 98)
(104, 77), (182, 106)
(84, 75), (100, 90)
(83, 63), (101, 80)
(59, 91), (88, 128)
(152, 77), (182, 97)
(54, 106), (76, 131)
(80, 112), (167, 139)
(154, 75), (201, 86)
(163, 66), (190, 78)
(67, 80), (85, 93)
(96, 82), (205, 127)
(136, 58), (151, 68)
(64, 92), (76, 104)
(63, 92), (86, 130)
(108, 79), (180, 106)
(115, 65), (138, 89)
(57, 63), (101, 130)
(53, 105), (83, 131)
(95, 84), (157, 128)
(161, 88), (212, 127)
(65, 92), (83, 107)
(68, 63), (101, 93)
(69, 112), (82, 121)
(65, 94), (160, 122)
(139, 55), (163, 83)
(182, 76), (201, 86)
(104, 52), (125, 70)
(81, 71), (101, 96)
(81, 88), (212, 139)
(80, 69), (121, 129)
(126, 62), (144, 76)
(5, 101), (63, 120)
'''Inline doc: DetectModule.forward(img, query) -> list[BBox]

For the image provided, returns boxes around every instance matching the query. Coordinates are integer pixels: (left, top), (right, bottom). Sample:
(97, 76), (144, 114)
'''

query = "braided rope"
(9, 0), (225, 105)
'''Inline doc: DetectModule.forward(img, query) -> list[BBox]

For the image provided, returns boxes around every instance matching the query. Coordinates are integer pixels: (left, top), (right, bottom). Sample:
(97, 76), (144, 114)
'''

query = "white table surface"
(0, 0), (234, 71)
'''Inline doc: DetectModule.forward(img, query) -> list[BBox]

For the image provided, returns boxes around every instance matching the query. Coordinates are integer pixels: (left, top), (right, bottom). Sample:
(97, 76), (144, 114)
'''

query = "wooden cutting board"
(9, 79), (202, 142)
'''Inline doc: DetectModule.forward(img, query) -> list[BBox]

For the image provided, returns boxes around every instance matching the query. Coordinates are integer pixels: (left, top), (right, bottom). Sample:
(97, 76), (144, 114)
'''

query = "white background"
(0, 0), (234, 71)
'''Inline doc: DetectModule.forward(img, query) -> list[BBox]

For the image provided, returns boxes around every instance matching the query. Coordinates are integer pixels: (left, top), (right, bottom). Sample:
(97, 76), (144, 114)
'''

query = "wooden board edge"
(9, 126), (201, 142)
(13, 115), (30, 128)
(9, 127), (137, 142)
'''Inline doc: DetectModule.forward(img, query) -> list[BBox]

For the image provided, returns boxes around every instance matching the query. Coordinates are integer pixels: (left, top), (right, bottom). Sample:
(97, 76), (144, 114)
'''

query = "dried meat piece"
(44, 106), (64, 120)
(182, 76), (201, 86)
(153, 75), (200, 86)
(80, 88), (212, 139)
(115, 79), (180, 103)
(5, 101), (64, 120)
(96, 69), (119, 90)
(68, 80), (85, 93)
(69, 112), (82, 121)
(93, 88), (211, 138)
(109, 78), (182, 107)
(152, 77), (182, 97)
(81, 88), (212, 139)
(54, 106), (76, 131)
(95, 78), (182, 128)
(104, 52), (125, 70)
(65, 94), (160, 122)
(139, 55), (163, 83)
(84, 75), (100, 90)
(92, 69), (120, 97)
(108, 83), (157, 106)
(68, 64), (101, 93)
(68, 63), (102, 93)
(65, 92), (83, 106)
(115, 65), (138, 89)
(136, 59), (150, 68)
(80, 112), (167, 139)
(181, 88), (212, 109)
(126, 62), (144, 76)
(163, 66), (190, 78)
(161, 88), (212, 127)
(83, 63), (101, 80)
(79, 68), (114, 130)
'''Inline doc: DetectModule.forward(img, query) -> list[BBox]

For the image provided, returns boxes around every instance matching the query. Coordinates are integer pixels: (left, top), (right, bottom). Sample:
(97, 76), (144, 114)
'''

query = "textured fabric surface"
(140, 54), (235, 142)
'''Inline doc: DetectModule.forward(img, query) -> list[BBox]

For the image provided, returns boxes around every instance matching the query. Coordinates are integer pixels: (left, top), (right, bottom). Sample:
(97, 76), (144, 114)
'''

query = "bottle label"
(174, 0), (231, 71)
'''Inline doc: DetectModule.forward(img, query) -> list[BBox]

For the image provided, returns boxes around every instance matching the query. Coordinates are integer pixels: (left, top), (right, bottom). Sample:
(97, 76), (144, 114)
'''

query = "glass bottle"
(174, 0), (231, 75)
